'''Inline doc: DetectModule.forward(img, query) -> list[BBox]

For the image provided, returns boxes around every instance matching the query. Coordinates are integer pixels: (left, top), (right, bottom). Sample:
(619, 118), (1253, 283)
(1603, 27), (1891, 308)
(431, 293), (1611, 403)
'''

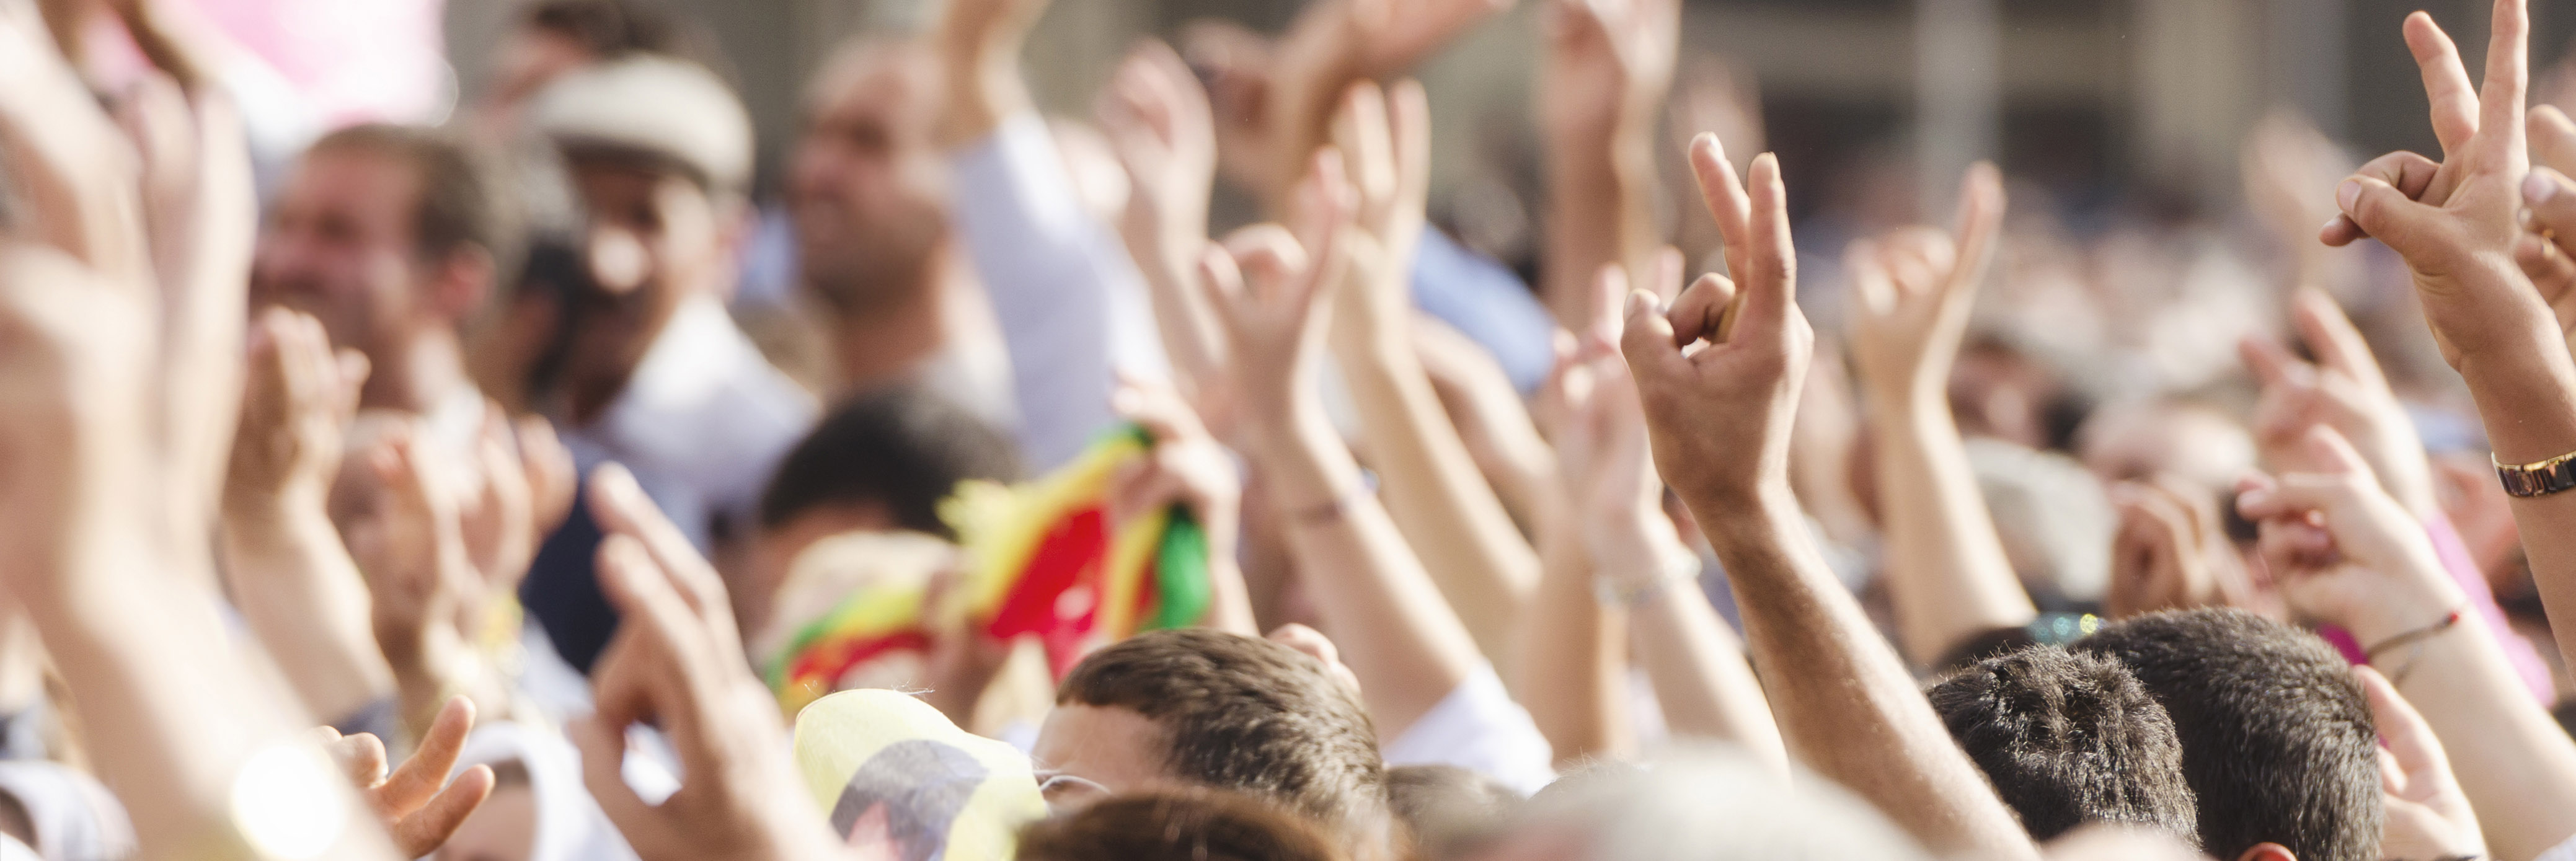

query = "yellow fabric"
(790, 690), (1046, 861)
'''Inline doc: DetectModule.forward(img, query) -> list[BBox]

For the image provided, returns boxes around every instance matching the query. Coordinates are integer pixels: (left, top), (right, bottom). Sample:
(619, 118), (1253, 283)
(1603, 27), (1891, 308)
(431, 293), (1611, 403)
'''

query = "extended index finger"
(1943, 161), (2006, 307)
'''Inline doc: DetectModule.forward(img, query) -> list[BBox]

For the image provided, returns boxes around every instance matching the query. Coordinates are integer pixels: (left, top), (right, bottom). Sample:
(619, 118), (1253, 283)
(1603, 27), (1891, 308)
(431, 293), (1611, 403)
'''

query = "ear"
(2234, 842), (2297, 861)
(427, 246), (496, 324)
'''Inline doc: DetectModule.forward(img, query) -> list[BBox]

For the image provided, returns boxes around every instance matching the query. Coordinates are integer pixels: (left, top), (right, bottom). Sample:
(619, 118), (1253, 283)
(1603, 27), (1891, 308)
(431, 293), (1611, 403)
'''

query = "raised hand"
(1327, 79), (1433, 358)
(1621, 133), (1808, 514)
(934, 0), (1051, 143)
(457, 412), (575, 613)
(347, 428), (504, 734)
(2323, 2), (2547, 371)
(1106, 381), (1256, 636)
(2357, 666), (2487, 861)
(1221, 0), (1512, 205)
(572, 466), (843, 861)
(2508, 104), (2576, 354)
(224, 309), (368, 519)
(2105, 476), (2258, 619)
(1099, 40), (1229, 408)
(1844, 162), (2003, 402)
(0, 4), (391, 856)
(1196, 151), (1355, 426)
(2235, 428), (2463, 641)
(219, 308), (396, 723)
(2239, 289), (2438, 516)
(319, 696), (495, 858)
(1539, 0), (1678, 149)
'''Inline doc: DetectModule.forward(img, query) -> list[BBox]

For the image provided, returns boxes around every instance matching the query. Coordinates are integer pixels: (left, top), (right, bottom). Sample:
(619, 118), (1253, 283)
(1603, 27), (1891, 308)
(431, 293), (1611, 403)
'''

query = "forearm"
(1125, 232), (1225, 398)
(1512, 518), (1629, 765)
(1627, 578), (1786, 771)
(2378, 614), (2576, 860)
(1337, 338), (1539, 662)
(1692, 487), (2037, 860)
(1868, 390), (2035, 666)
(1249, 405), (1481, 736)
(2455, 342), (2576, 669)
(1541, 131), (1657, 329)
(219, 504), (395, 722)
(30, 537), (396, 858)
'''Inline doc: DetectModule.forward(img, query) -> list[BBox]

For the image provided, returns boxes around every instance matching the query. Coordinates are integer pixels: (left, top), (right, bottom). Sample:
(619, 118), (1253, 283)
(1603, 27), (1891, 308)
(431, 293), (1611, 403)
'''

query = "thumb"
(1619, 289), (1684, 382)
(2337, 175), (2443, 255)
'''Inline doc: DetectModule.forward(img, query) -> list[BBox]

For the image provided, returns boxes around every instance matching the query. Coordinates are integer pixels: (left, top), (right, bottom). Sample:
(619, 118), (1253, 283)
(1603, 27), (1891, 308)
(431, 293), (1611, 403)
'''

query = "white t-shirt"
(1381, 663), (1557, 796)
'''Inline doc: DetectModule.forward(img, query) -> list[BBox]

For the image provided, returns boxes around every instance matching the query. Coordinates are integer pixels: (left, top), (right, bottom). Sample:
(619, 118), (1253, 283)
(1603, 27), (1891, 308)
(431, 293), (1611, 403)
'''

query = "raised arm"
(1841, 164), (2034, 667)
(220, 309), (396, 725)
(1100, 42), (1229, 415)
(1621, 134), (2037, 860)
(936, 0), (1157, 469)
(1325, 81), (1539, 663)
(1551, 263), (1784, 768)
(2239, 428), (2576, 861)
(1234, 0), (1515, 208)
(2329, 0), (2576, 673)
(1537, 0), (1677, 331)
(1200, 151), (1482, 737)
(0, 4), (396, 852)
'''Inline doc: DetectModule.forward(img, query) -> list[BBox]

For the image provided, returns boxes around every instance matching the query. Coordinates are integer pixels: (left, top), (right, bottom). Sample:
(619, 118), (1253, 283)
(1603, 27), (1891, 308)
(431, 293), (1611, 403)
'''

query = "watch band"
(2495, 449), (2576, 498)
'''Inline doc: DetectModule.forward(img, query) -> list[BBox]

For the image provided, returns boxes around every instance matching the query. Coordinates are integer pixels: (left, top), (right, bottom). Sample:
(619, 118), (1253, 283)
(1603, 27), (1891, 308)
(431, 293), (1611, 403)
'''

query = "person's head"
(1927, 645), (2198, 844)
(528, 54), (753, 376)
(746, 385), (1017, 631)
(2077, 399), (2255, 492)
(1016, 788), (1349, 861)
(1037, 630), (1386, 847)
(789, 37), (950, 315)
(487, 0), (680, 109)
(2071, 609), (2378, 861)
(1469, 744), (1929, 861)
(1384, 765), (1516, 861)
(252, 125), (508, 404)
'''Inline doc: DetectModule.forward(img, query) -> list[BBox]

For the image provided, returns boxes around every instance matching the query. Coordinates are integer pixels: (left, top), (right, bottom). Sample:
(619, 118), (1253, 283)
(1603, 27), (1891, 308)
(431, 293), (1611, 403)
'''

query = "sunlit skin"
(432, 784), (534, 861)
(789, 43), (950, 312)
(252, 147), (480, 413)
(1028, 704), (1177, 813)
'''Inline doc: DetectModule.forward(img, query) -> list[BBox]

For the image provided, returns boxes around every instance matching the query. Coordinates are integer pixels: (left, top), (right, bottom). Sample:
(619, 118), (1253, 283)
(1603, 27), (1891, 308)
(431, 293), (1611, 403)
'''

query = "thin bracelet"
(1290, 473), (1379, 526)
(2364, 608), (2463, 686)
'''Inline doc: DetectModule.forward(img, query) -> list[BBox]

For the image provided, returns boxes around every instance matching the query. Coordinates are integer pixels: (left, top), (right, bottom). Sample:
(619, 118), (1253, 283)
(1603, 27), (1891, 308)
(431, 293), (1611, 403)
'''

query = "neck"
(361, 327), (472, 415)
(825, 252), (952, 394)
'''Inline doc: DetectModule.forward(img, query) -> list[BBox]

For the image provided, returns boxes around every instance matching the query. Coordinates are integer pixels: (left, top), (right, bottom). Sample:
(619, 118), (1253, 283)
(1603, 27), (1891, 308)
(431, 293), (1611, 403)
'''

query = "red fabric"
(986, 506), (1109, 675)
(787, 630), (934, 689)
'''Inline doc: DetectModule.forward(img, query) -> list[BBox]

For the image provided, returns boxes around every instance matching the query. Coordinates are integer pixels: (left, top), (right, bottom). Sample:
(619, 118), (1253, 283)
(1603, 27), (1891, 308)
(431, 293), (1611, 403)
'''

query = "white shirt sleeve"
(1380, 662), (1557, 796)
(2539, 832), (2576, 861)
(948, 113), (1167, 471)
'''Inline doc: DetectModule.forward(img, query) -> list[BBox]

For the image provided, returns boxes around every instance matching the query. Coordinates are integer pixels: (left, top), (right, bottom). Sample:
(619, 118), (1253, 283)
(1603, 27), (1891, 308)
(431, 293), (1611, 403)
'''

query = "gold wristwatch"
(2495, 449), (2576, 498)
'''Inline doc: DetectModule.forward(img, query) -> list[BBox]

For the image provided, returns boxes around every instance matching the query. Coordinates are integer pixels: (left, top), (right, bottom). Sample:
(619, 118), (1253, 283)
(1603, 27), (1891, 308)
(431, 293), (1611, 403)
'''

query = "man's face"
(563, 160), (728, 369)
(1029, 704), (1173, 813)
(787, 45), (949, 309)
(251, 147), (429, 358)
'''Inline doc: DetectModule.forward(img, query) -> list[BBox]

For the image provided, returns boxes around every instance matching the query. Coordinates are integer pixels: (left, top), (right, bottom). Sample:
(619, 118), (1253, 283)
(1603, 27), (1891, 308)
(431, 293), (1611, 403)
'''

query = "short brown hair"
(1056, 630), (1385, 833)
(1017, 788), (1348, 861)
(306, 124), (518, 274)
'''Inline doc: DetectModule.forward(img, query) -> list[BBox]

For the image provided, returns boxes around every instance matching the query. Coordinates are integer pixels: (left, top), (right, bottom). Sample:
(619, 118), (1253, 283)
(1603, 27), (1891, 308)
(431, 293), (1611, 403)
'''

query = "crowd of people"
(12, 0), (2576, 858)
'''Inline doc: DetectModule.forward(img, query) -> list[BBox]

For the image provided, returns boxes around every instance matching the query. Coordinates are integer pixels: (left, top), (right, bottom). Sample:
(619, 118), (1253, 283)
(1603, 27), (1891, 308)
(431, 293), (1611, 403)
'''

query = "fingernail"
(2337, 179), (2361, 213)
(1624, 290), (1652, 316)
(2528, 171), (2559, 205)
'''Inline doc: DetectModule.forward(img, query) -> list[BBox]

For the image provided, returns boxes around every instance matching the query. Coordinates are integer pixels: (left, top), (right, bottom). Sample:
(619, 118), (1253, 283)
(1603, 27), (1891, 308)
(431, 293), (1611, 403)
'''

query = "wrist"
(1680, 479), (1804, 549)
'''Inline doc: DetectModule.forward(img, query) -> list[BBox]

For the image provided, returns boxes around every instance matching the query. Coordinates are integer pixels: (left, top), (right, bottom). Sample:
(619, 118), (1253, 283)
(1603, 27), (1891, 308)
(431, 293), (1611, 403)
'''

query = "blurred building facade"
(435, 0), (2576, 222)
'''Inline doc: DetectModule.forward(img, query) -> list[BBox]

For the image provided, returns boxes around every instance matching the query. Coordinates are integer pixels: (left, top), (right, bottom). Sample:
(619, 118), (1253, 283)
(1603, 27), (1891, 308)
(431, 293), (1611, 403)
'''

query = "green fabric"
(1142, 509), (1212, 630)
